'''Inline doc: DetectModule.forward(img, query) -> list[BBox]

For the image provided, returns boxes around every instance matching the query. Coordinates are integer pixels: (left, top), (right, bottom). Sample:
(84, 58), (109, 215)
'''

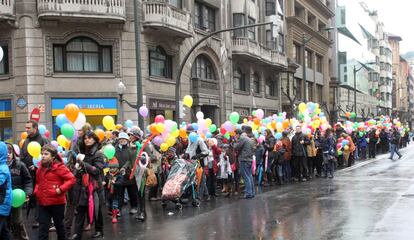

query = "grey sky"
(360, 0), (413, 54)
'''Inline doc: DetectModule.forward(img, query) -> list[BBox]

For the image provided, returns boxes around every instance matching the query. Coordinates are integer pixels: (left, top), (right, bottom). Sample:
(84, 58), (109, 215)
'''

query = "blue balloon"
(125, 120), (134, 129)
(38, 125), (47, 135)
(56, 114), (69, 128)
(57, 146), (63, 153)
(276, 117), (283, 123)
(191, 123), (199, 131)
(32, 156), (41, 168)
(63, 157), (68, 165)
(275, 132), (282, 140)
(189, 132), (199, 143)
(206, 132), (212, 138)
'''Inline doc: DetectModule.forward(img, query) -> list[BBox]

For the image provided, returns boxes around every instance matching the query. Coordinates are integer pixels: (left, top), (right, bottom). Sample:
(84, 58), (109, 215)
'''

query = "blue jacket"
(0, 142), (12, 216)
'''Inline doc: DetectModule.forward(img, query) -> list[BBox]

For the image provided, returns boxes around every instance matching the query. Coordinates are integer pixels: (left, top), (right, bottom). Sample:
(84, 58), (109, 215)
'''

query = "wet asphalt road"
(27, 145), (414, 240)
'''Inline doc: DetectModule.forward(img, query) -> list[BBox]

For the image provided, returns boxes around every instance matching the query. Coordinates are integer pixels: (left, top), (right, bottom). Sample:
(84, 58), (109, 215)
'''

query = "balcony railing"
(0, 0), (14, 20)
(37, 0), (126, 22)
(191, 78), (219, 96)
(142, 1), (192, 38)
(232, 37), (287, 67)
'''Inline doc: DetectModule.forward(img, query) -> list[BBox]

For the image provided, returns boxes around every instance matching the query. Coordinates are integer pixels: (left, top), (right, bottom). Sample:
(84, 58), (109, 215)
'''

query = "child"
(0, 142), (12, 240)
(104, 158), (123, 224)
(217, 144), (232, 196)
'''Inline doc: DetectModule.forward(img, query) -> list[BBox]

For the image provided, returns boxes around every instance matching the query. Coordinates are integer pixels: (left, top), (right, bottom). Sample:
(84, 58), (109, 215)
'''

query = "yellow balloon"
(183, 95), (193, 108)
(171, 129), (179, 138)
(298, 102), (307, 112)
(243, 118), (248, 124)
(57, 135), (68, 148)
(27, 141), (41, 158)
(160, 143), (169, 152)
(102, 116), (115, 130)
(156, 123), (165, 134)
(205, 118), (212, 127)
(167, 136), (176, 147)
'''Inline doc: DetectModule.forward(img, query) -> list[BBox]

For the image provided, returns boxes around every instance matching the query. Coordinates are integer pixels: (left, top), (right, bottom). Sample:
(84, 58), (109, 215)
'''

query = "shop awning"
(0, 100), (11, 118)
(51, 98), (117, 116)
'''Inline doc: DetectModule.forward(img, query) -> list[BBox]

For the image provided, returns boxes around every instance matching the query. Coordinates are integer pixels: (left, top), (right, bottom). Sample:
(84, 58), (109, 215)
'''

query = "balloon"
(50, 141), (59, 148)
(179, 128), (187, 138)
(189, 132), (198, 143)
(156, 123), (165, 134)
(44, 130), (50, 139)
(56, 114), (69, 128)
(61, 123), (75, 140)
(344, 145), (349, 151)
(38, 125), (46, 135)
(350, 112), (356, 119)
(209, 124), (217, 133)
(64, 103), (80, 123)
(19, 139), (24, 149)
(275, 132), (282, 140)
(298, 103), (307, 113)
(57, 135), (68, 148)
(183, 95), (193, 108)
(32, 155), (41, 168)
(223, 121), (233, 133)
(191, 122), (199, 131)
(115, 124), (123, 130)
(155, 115), (165, 123)
(11, 189), (26, 208)
(73, 113), (86, 130)
(103, 145), (116, 160)
(153, 136), (163, 146)
(57, 146), (63, 153)
(256, 109), (264, 120)
(359, 132), (363, 137)
(206, 132), (212, 138)
(160, 143), (169, 152)
(196, 111), (204, 120)
(229, 112), (240, 124)
(102, 116), (115, 130)
(205, 118), (212, 127)
(224, 133), (230, 139)
(166, 137), (176, 147)
(94, 129), (105, 142)
(27, 142), (41, 158)
(125, 120), (134, 129)
(139, 106), (149, 118)
(21, 132), (28, 140)
(336, 143), (342, 149)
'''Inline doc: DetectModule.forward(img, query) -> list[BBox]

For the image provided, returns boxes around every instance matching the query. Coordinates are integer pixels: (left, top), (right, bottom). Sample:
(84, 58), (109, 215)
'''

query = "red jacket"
(34, 161), (75, 206)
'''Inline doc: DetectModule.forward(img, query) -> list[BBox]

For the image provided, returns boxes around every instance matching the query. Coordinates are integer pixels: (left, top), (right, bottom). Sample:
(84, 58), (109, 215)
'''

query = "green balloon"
(103, 145), (116, 160)
(359, 132), (363, 137)
(224, 133), (230, 139)
(229, 112), (240, 124)
(61, 123), (75, 139)
(209, 124), (217, 133)
(252, 110), (256, 117)
(12, 189), (26, 208)
(350, 112), (356, 119)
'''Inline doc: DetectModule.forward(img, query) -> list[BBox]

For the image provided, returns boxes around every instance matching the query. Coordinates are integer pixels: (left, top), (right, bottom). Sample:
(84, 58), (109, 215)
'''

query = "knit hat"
(118, 132), (129, 140)
(108, 157), (119, 168)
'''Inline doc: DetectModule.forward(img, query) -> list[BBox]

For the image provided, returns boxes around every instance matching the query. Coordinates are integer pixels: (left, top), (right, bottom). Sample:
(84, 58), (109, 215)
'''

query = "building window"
(316, 84), (323, 103)
(234, 68), (247, 91)
(233, 13), (245, 37)
(194, 1), (216, 32)
(253, 73), (260, 94)
(265, 0), (275, 16)
(149, 46), (172, 78)
(0, 45), (9, 75)
(294, 78), (302, 99)
(307, 13), (316, 29)
(278, 33), (285, 53)
(53, 37), (112, 73)
(192, 55), (215, 80)
(293, 43), (301, 63)
(170, 0), (182, 9)
(266, 30), (275, 49)
(305, 49), (313, 69)
(248, 17), (256, 40)
(294, 2), (305, 20)
(307, 83), (313, 101)
(316, 54), (323, 73)
(266, 78), (278, 97)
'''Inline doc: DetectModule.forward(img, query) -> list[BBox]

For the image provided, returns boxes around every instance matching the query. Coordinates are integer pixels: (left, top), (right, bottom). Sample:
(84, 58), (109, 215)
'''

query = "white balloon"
(196, 111), (204, 120)
(0, 47), (3, 63)
(73, 112), (86, 130)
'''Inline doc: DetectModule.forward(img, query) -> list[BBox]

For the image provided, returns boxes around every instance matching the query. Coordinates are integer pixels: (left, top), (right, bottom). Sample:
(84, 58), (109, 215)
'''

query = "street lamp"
(117, 80), (139, 126)
(281, 60), (299, 117)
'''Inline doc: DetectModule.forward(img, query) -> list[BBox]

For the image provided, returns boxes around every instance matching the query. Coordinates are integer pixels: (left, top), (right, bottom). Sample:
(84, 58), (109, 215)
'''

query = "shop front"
(0, 99), (12, 142)
(148, 98), (176, 123)
(51, 98), (117, 137)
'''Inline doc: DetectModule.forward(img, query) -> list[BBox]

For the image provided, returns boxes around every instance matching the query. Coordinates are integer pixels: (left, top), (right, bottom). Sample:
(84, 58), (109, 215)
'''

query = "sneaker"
(49, 226), (56, 232)
(32, 222), (39, 228)
(129, 208), (138, 215)
(301, 178), (307, 182)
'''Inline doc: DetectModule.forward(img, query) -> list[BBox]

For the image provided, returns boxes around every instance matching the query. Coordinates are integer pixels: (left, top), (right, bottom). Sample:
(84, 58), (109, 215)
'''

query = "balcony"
(0, 0), (14, 21)
(37, 0), (126, 22)
(191, 78), (219, 97)
(142, 1), (192, 38)
(232, 37), (287, 68)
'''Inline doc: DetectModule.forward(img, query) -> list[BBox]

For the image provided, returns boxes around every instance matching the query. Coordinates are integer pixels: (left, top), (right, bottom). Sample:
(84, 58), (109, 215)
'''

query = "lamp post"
(117, 80), (140, 127)
(133, 0), (143, 130)
(281, 60), (299, 117)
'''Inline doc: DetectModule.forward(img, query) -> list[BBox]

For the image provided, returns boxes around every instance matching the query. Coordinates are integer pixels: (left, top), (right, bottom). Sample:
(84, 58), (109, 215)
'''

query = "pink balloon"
(256, 109), (264, 120)
(51, 141), (59, 148)
(153, 136), (163, 146)
(139, 106), (148, 118)
(155, 115), (165, 123)
(223, 121), (233, 132)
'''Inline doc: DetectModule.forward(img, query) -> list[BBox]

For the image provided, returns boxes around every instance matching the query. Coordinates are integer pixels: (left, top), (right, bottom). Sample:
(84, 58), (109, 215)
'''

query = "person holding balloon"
(6, 143), (32, 240)
(34, 144), (75, 240)
(0, 142), (12, 240)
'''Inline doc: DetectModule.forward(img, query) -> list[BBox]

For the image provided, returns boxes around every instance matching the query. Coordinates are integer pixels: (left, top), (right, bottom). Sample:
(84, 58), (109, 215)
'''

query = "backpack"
(145, 167), (158, 187)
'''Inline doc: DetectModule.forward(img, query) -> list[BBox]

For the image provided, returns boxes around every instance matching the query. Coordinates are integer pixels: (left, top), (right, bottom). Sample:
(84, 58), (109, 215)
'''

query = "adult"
(233, 129), (255, 199)
(35, 144), (75, 240)
(379, 129), (389, 154)
(280, 131), (292, 182)
(291, 126), (310, 182)
(389, 128), (402, 160)
(321, 129), (336, 178)
(20, 120), (49, 228)
(263, 129), (276, 186)
(0, 142), (12, 240)
(6, 143), (32, 240)
(368, 129), (378, 159)
(71, 131), (105, 240)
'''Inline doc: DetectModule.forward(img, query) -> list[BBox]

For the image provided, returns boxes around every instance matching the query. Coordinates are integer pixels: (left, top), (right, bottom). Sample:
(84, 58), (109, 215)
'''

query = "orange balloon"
(21, 132), (28, 140)
(230, 131), (235, 137)
(95, 129), (105, 142)
(282, 120), (290, 129)
(254, 118), (260, 125)
(19, 139), (25, 148)
(179, 128), (187, 138)
(271, 121), (276, 129)
(105, 131), (112, 139)
(65, 140), (71, 150)
(115, 124), (123, 130)
(150, 124), (158, 135)
(64, 104), (80, 123)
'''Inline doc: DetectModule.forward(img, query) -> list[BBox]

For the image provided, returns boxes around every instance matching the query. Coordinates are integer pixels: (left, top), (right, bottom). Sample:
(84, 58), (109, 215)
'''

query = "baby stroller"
(161, 158), (200, 210)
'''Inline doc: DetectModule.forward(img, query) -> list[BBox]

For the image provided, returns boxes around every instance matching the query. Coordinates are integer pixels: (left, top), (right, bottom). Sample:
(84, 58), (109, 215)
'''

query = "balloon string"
(129, 134), (156, 180)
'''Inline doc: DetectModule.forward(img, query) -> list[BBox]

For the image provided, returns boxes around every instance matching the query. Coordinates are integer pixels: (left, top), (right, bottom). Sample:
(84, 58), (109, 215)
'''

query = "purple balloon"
(223, 121), (234, 132)
(51, 141), (59, 148)
(153, 136), (163, 146)
(139, 106), (149, 118)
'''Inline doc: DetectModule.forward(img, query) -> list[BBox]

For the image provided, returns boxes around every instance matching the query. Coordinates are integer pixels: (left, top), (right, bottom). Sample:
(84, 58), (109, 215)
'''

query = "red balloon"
(44, 130), (50, 139)
(220, 126), (226, 135)
(248, 116), (253, 121)
(154, 115), (165, 123)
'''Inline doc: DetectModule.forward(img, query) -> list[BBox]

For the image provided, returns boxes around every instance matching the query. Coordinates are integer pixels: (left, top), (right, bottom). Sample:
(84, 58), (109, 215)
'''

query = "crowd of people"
(0, 118), (410, 239)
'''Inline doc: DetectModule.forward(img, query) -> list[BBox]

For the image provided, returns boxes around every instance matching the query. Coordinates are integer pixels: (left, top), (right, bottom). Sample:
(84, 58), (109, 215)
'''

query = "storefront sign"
(51, 98), (117, 116)
(148, 98), (176, 110)
(0, 100), (11, 118)
(234, 107), (250, 117)
(30, 108), (41, 122)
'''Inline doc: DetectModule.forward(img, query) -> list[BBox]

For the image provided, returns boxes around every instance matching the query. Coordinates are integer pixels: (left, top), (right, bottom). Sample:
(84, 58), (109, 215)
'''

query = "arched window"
(149, 46), (172, 78)
(233, 68), (246, 91)
(191, 55), (216, 80)
(266, 77), (279, 97)
(53, 37), (112, 73)
(253, 72), (260, 94)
